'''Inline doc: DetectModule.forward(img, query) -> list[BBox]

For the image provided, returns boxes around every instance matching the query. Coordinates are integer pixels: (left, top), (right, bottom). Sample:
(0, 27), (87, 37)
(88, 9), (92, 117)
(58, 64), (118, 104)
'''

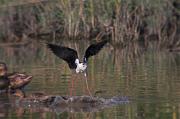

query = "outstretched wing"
(84, 40), (108, 62)
(47, 44), (78, 69)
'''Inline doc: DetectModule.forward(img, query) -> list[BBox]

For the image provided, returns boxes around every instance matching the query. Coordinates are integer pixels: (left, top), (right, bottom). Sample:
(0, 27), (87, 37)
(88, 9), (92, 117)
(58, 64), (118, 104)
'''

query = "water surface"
(0, 40), (180, 119)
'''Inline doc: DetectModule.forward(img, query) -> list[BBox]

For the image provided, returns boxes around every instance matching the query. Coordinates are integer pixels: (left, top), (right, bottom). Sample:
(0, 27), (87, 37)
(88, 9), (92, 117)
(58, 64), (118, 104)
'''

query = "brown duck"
(0, 62), (32, 91)
(0, 63), (9, 91)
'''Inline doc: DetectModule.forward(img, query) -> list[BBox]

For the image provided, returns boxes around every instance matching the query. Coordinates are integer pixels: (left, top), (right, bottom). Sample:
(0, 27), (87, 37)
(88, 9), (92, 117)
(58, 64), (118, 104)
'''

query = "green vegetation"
(0, 0), (179, 50)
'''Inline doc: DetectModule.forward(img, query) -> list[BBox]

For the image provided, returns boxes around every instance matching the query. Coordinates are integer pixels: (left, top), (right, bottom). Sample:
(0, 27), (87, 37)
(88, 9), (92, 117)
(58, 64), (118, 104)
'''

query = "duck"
(8, 72), (32, 90)
(13, 90), (46, 99)
(0, 62), (32, 92)
(0, 63), (9, 92)
(13, 90), (52, 104)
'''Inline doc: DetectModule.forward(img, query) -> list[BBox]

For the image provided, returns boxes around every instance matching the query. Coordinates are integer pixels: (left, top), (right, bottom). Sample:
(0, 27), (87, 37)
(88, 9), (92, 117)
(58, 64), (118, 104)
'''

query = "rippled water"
(0, 40), (180, 119)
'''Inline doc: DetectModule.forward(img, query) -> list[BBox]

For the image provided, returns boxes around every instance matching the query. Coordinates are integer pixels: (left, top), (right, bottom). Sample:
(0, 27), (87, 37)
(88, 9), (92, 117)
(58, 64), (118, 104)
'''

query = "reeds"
(0, 0), (179, 49)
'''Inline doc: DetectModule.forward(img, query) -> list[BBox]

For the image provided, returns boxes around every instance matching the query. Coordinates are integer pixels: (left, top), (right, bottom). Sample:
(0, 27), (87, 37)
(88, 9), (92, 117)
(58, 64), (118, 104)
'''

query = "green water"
(0, 40), (180, 119)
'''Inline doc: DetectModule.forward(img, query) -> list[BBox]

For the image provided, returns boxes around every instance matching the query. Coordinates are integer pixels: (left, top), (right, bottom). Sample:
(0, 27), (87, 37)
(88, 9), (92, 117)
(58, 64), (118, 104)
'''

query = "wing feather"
(84, 40), (108, 61)
(47, 44), (78, 69)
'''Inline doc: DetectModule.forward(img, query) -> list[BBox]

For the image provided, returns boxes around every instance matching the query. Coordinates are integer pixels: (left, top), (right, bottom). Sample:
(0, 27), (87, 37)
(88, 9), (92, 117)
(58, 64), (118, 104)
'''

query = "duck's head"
(0, 62), (7, 76)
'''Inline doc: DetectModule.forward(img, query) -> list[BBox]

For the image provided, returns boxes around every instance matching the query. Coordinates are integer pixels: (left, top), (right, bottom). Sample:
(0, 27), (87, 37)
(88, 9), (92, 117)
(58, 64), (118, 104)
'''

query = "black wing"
(47, 44), (78, 69)
(84, 40), (108, 62)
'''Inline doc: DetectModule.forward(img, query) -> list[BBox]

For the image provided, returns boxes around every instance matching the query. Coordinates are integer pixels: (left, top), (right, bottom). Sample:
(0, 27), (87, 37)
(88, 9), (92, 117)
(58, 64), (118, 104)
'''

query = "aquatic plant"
(0, 0), (179, 49)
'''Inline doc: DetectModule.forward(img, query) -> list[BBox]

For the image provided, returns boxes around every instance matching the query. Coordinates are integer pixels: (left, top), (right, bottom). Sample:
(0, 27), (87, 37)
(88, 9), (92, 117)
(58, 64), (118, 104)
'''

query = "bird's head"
(0, 62), (7, 76)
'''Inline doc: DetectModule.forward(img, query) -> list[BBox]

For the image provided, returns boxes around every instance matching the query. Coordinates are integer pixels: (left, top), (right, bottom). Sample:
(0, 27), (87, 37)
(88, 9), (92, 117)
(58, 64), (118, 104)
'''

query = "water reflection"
(0, 40), (180, 119)
(0, 93), (9, 118)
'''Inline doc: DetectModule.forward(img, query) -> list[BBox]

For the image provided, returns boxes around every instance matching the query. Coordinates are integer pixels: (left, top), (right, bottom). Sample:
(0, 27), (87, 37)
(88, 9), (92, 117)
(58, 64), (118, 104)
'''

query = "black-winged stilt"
(47, 40), (108, 96)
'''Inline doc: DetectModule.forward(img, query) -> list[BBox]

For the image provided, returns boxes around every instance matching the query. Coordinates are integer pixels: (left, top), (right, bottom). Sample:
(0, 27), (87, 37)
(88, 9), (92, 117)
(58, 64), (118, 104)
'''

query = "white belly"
(75, 63), (87, 73)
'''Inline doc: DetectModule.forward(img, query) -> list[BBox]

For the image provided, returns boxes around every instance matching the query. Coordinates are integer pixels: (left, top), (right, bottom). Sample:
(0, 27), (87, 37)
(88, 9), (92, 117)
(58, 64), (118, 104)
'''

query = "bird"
(47, 40), (108, 75)
(0, 62), (32, 93)
(0, 62), (9, 92)
(47, 40), (108, 96)
(8, 72), (32, 90)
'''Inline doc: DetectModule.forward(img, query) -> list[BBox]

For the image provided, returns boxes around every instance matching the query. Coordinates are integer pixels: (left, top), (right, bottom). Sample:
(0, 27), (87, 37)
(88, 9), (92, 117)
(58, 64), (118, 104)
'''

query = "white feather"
(75, 59), (87, 73)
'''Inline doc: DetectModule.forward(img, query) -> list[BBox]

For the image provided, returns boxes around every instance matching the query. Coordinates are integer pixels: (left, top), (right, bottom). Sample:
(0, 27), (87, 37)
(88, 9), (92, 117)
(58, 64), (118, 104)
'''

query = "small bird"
(47, 40), (108, 76)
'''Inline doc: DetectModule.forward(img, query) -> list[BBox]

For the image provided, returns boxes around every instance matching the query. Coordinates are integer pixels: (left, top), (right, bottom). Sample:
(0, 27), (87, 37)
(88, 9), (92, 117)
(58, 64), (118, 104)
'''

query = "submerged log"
(13, 93), (129, 112)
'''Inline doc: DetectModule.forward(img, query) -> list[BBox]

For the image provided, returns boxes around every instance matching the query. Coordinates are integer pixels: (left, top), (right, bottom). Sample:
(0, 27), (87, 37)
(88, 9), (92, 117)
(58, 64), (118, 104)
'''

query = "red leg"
(84, 76), (92, 97)
(74, 76), (77, 96)
(68, 79), (71, 96)
(68, 77), (74, 96)
(70, 78), (74, 96)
